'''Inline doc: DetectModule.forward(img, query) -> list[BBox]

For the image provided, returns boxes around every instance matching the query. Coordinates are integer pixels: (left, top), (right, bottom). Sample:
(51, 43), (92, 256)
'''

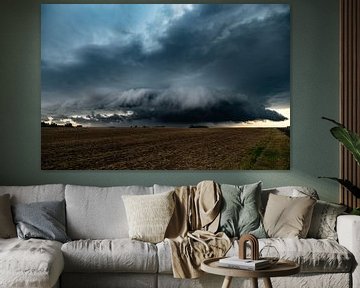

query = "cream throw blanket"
(165, 181), (231, 279)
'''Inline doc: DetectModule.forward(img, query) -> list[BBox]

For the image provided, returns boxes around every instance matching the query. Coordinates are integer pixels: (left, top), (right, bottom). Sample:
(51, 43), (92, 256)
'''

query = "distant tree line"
(189, 125), (209, 128)
(41, 122), (82, 128)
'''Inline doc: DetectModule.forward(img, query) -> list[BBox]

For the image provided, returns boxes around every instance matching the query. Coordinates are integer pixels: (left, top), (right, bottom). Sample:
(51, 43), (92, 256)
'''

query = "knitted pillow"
(122, 191), (175, 243)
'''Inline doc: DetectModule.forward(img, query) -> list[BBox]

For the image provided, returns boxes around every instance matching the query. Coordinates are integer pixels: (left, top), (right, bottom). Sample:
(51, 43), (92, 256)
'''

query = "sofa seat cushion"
(61, 273), (157, 288)
(0, 238), (64, 288)
(62, 239), (158, 273)
(262, 238), (353, 272)
(157, 238), (353, 274)
(230, 238), (353, 273)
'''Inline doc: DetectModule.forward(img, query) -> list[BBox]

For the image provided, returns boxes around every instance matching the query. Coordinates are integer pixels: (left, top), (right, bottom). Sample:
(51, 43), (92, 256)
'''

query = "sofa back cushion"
(153, 184), (176, 194)
(0, 184), (65, 204)
(0, 194), (17, 238)
(65, 185), (153, 239)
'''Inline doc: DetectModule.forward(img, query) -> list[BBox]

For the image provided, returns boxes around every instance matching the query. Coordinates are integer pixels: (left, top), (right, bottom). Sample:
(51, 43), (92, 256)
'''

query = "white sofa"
(0, 184), (358, 288)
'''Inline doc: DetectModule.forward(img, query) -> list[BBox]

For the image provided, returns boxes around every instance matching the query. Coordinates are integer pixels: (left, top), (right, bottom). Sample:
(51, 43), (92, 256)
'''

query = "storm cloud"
(41, 4), (290, 127)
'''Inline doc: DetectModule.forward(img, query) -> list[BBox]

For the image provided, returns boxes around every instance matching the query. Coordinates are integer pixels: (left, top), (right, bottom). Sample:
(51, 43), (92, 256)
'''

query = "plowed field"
(41, 127), (290, 170)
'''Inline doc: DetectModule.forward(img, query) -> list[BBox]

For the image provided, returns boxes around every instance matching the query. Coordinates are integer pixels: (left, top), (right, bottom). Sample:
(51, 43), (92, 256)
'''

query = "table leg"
(263, 277), (273, 288)
(251, 278), (258, 288)
(221, 276), (233, 288)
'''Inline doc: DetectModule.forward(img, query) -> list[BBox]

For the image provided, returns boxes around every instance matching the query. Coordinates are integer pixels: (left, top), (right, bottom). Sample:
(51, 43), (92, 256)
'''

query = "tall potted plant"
(320, 117), (360, 214)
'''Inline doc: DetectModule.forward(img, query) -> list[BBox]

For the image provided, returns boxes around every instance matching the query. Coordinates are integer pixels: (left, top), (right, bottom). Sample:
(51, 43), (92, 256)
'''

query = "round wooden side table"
(201, 257), (300, 288)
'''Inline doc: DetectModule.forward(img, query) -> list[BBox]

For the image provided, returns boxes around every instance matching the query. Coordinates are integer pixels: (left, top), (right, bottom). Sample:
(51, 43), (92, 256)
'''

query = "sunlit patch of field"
(41, 127), (290, 170)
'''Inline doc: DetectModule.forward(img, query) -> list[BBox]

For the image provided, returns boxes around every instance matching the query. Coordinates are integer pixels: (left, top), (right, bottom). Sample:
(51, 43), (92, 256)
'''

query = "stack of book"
(218, 257), (271, 270)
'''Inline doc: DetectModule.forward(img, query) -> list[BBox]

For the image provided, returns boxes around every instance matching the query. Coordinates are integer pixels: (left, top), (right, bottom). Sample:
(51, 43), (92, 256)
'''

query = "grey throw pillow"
(0, 194), (16, 238)
(307, 200), (347, 240)
(218, 182), (266, 238)
(12, 200), (70, 243)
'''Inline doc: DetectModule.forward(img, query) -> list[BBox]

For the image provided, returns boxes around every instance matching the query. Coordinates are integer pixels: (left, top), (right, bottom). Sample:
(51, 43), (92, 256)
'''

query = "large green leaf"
(330, 127), (360, 165)
(322, 117), (360, 165)
(318, 177), (360, 198)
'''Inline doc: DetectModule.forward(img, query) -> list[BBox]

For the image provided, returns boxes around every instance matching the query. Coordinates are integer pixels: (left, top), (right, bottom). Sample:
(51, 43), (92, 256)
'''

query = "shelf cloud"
(41, 4), (290, 127)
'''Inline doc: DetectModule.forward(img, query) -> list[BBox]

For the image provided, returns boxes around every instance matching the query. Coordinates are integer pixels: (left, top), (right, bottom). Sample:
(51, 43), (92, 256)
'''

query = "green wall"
(0, 0), (340, 202)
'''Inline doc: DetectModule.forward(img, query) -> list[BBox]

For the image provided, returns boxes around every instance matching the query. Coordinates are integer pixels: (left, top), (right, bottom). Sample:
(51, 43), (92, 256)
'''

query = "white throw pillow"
(122, 191), (175, 243)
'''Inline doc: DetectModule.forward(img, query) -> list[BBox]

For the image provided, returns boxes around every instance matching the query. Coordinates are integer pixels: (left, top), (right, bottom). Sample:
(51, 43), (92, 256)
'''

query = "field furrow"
(41, 127), (290, 170)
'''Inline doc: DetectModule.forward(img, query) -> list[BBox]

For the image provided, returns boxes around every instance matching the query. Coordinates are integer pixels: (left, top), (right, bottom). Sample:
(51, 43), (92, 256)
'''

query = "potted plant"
(320, 117), (360, 215)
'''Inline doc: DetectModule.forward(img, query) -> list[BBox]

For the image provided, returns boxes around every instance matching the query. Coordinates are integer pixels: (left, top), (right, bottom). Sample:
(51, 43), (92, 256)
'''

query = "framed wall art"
(41, 4), (290, 170)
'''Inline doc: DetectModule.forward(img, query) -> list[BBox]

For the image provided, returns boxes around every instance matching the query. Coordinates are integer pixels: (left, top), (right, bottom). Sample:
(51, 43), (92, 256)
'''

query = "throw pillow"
(12, 200), (70, 243)
(261, 186), (319, 214)
(218, 182), (266, 238)
(307, 200), (347, 240)
(122, 190), (175, 243)
(0, 194), (16, 238)
(263, 193), (316, 238)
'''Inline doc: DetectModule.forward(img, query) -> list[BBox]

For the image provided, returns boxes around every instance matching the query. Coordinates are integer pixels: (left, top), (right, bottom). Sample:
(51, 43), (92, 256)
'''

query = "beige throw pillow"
(263, 193), (316, 238)
(122, 191), (175, 243)
(0, 194), (17, 238)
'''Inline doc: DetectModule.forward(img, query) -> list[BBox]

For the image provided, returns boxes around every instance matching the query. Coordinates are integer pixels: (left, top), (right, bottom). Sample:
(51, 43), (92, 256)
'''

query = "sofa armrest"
(337, 215), (360, 288)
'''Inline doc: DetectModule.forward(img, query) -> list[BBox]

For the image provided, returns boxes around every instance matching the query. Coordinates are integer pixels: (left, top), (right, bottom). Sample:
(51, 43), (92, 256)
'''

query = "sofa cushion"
(153, 184), (176, 194)
(235, 238), (353, 273)
(307, 200), (347, 240)
(61, 273), (157, 288)
(0, 194), (16, 238)
(0, 184), (65, 204)
(0, 238), (64, 288)
(263, 194), (316, 238)
(12, 200), (70, 243)
(157, 238), (353, 274)
(218, 182), (266, 238)
(65, 185), (153, 239)
(261, 186), (319, 212)
(261, 238), (354, 273)
(157, 240), (173, 274)
(122, 191), (175, 243)
(61, 239), (158, 273)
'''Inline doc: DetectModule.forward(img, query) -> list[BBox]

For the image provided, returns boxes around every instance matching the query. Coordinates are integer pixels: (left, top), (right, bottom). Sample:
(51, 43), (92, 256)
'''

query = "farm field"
(41, 127), (290, 170)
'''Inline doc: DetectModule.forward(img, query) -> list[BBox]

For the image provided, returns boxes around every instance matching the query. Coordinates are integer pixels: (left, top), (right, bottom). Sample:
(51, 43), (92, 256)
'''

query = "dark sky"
(41, 4), (290, 127)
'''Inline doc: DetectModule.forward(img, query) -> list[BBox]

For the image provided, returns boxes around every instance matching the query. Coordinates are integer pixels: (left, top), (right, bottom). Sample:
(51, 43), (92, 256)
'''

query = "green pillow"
(218, 182), (266, 238)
